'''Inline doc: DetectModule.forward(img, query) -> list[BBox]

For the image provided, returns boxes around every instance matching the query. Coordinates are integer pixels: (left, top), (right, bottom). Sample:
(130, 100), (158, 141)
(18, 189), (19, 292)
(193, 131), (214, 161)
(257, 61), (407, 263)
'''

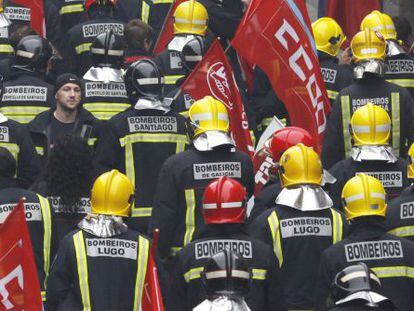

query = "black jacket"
(248, 180), (282, 222)
(322, 75), (414, 169)
(249, 204), (347, 309)
(149, 146), (254, 259)
(385, 53), (414, 100)
(315, 219), (414, 311)
(166, 225), (287, 311)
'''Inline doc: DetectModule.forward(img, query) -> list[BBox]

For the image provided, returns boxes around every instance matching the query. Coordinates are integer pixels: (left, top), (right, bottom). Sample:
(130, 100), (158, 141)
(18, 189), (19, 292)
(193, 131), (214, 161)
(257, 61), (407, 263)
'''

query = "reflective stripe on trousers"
(73, 232), (150, 310)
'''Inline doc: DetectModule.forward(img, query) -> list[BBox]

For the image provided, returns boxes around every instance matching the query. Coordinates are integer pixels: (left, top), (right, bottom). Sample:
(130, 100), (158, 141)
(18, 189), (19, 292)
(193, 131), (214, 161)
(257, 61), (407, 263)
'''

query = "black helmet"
(90, 30), (125, 68)
(180, 37), (205, 71)
(329, 263), (391, 308)
(201, 249), (251, 299)
(14, 35), (52, 72)
(124, 59), (164, 100)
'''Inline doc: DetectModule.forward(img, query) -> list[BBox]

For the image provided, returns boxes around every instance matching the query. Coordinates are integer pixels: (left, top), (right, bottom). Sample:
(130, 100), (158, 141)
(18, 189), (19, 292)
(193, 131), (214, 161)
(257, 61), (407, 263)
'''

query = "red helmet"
(202, 177), (246, 224)
(267, 126), (314, 162)
(85, 0), (117, 11)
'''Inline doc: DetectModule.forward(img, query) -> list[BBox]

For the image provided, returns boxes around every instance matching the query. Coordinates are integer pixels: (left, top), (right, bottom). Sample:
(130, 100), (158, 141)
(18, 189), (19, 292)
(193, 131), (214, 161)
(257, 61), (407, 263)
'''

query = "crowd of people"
(1, 0), (414, 310)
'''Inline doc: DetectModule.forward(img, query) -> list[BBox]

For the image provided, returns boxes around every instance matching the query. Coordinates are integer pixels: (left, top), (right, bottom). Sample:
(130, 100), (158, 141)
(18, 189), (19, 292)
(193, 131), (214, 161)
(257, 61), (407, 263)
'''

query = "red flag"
(141, 229), (164, 311)
(0, 199), (42, 310)
(10, 0), (45, 37)
(152, 0), (186, 56)
(231, 0), (330, 152)
(327, 0), (381, 46)
(179, 40), (254, 157)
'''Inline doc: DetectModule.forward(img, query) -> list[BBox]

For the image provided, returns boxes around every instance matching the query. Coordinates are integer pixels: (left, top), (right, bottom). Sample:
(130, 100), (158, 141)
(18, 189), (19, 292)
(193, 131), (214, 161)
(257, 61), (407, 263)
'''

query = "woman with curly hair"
(32, 134), (97, 255)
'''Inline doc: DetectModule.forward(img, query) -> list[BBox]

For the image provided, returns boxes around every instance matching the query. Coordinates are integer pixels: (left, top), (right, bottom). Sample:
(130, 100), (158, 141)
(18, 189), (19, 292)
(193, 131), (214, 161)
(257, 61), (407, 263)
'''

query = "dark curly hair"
(42, 134), (96, 213)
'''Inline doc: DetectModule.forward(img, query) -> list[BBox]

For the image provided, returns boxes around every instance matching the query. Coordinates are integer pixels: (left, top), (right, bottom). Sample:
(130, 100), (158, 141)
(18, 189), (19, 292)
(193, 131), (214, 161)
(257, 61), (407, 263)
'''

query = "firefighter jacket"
(386, 185), (414, 242)
(248, 181), (282, 222)
(0, 26), (13, 62)
(322, 76), (414, 169)
(149, 146), (254, 259)
(166, 225), (287, 311)
(27, 107), (104, 161)
(47, 228), (151, 310)
(318, 52), (353, 105)
(63, 15), (125, 76)
(1, 69), (54, 124)
(95, 107), (189, 233)
(0, 181), (53, 303)
(315, 219), (414, 311)
(329, 157), (408, 209)
(385, 53), (414, 100)
(249, 205), (347, 310)
(0, 116), (41, 188)
(57, 0), (85, 38)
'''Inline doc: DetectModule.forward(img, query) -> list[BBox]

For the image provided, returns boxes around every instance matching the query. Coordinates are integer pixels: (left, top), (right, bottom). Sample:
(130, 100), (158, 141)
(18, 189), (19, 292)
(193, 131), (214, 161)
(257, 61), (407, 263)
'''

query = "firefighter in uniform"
(167, 176), (287, 311)
(315, 174), (414, 311)
(361, 11), (414, 99)
(249, 144), (347, 310)
(249, 126), (315, 221)
(57, 0), (85, 37)
(95, 59), (189, 233)
(0, 147), (52, 304)
(195, 250), (252, 311)
(386, 142), (414, 242)
(154, 0), (208, 95)
(322, 28), (414, 169)
(0, 35), (54, 124)
(63, 0), (124, 76)
(329, 104), (408, 208)
(149, 95), (254, 261)
(47, 170), (152, 310)
(82, 31), (130, 121)
(311, 17), (353, 104)
(0, 2), (13, 78)
(327, 263), (396, 311)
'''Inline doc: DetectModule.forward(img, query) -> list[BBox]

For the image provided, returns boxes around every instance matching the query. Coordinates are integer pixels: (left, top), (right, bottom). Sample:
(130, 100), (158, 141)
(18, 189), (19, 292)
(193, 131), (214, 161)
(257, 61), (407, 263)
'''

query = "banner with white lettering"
(231, 0), (330, 152)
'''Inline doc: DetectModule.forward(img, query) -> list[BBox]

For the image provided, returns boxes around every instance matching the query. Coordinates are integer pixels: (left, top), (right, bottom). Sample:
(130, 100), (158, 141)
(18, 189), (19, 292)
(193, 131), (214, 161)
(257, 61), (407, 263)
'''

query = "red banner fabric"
(231, 0), (330, 152)
(12, 0), (45, 37)
(0, 200), (42, 310)
(327, 0), (381, 46)
(180, 40), (254, 157)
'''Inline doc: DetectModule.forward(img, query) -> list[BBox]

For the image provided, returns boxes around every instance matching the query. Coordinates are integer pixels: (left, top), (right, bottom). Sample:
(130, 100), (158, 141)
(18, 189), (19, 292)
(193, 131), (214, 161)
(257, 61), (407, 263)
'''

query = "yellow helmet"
(351, 28), (386, 62)
(408, 143), (414, 179)
(350, 103), (391, 146)
(188, 96), (229, 137)
(173, 0), (208, 36)
(278, 143), (323, 188)
(342, 173), (387, 220)
(360, 10), (397, 41)
(312, 17), (346, 57)
(91, 170), (134, 217)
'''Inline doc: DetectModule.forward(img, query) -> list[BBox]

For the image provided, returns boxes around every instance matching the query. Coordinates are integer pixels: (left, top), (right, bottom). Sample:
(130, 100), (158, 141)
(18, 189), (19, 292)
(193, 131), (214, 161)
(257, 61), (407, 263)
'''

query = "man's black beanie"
(54, 73), (82, 96)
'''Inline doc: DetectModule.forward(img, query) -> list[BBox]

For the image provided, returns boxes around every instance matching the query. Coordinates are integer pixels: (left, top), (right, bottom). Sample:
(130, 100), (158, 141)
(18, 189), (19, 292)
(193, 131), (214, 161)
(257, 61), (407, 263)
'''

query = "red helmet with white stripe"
(202, 176), (246, 224)
(85, 0), (117, 11)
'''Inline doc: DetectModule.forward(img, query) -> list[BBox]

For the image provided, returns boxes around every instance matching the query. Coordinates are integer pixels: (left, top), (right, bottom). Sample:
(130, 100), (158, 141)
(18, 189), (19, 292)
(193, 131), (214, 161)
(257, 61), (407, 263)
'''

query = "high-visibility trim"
(389, 225), (414, 238)
(133, 236), (150, 310)
(371, 266), (414, 278)
(391, 92), (400, 157)
(0, 143), (20, 168)
(267, 211), (283, 267)
(184, 267), (203, 283)
(164, 75), (185, 85)
(85, 111), (119, 120)
(0, 44), (14, 53)
(35, 146), (44, 156)
(183, 189), (196, 246)
(131, 207), (152, 218)
(59, 4), (84, 15)
(0, 106), (49, 124)
(341, 95), (352, 158)
(83, 103), (130, 111)
(170, 247), (182, 256)
(73, 231), (91, 310)
(141, 1), (150, 24)
(41, 291), (46, 301)
(327, 89), (338, 100)
(152, 0), (173, 3)
(386, 79), (414, 88)
(38, 195), (52, 290)
(252, 269), (267, 280)
(180, 111), (189, 118)
(75, 43), (92, 55)
(87, 138), (97, 146)
(330, 209), (343, 244)
(125, 140), (135, 186)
